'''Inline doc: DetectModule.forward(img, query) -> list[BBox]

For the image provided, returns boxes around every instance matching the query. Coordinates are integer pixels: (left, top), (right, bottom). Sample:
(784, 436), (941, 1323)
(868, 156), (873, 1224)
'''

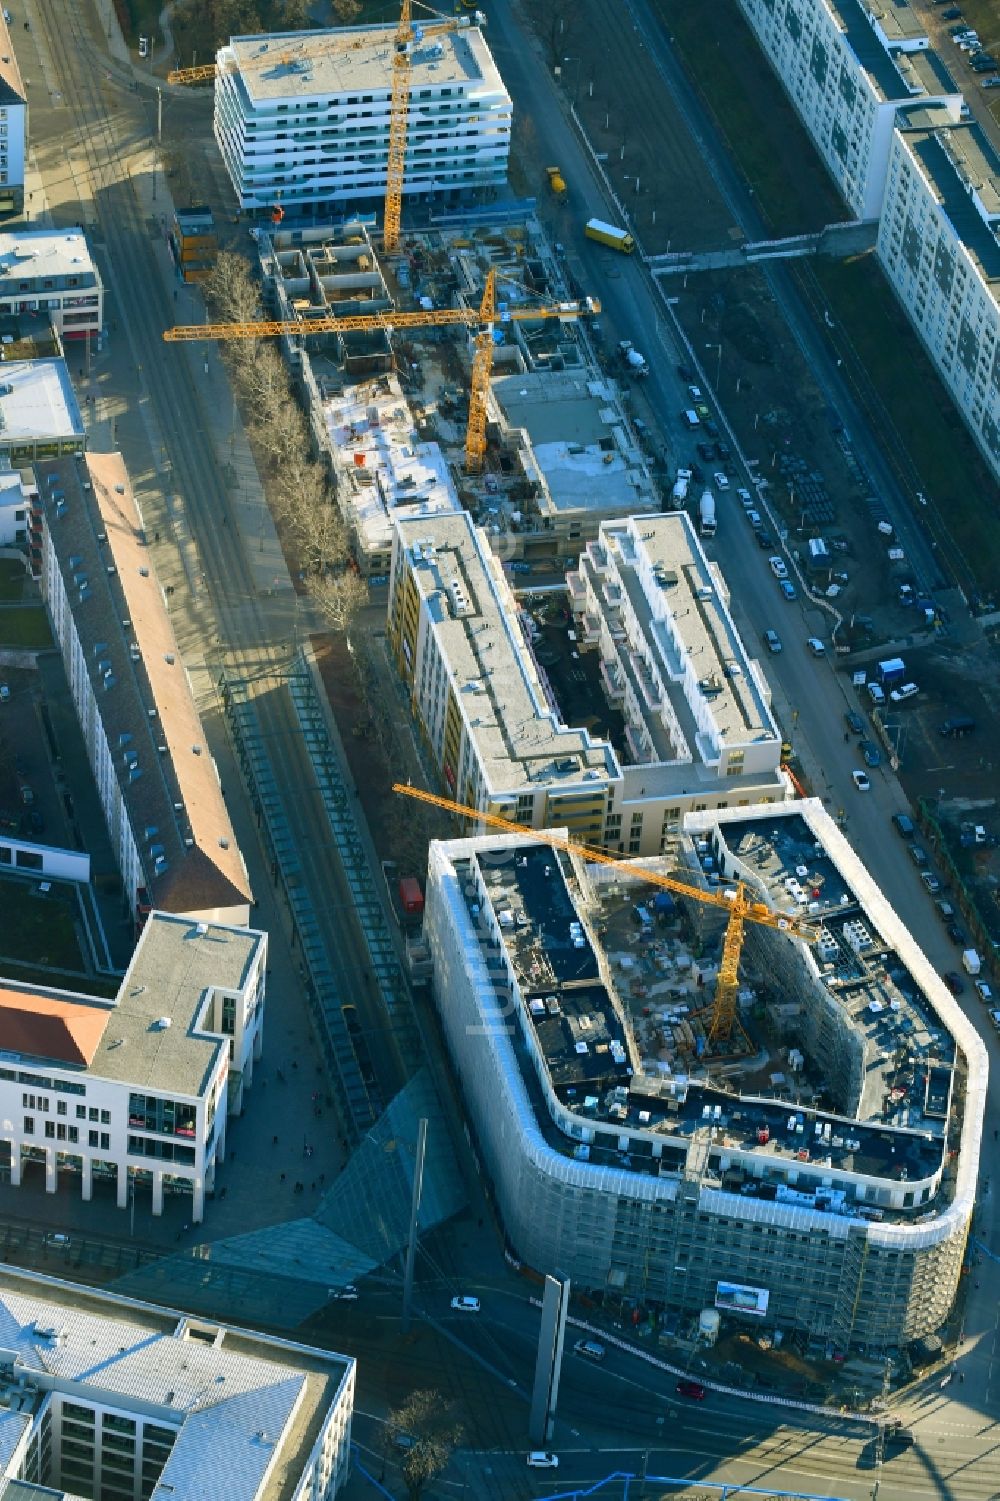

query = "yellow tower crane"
(162, 268), (600, 471)
(168, 4), (483, 255)
(391, 782), (819, 1045)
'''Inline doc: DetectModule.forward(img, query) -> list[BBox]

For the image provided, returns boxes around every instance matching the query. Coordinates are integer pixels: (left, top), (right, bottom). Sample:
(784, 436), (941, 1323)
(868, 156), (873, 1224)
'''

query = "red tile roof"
(0, 989), (109, 1067)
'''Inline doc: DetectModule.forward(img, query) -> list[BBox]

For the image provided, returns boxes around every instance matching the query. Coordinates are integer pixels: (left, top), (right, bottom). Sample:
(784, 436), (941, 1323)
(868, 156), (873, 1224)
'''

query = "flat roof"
(0, 361), (83, 447)
(0, 1265), (352, 1501)
(0, 913), (261, 1099)
(830, 0), (923, 102)
(223, 22), (506, 105)
(492, 371), (656, 516)
(397, 511), (618, 794)
(904, 123), (1000, 283)
(582, 515), (780, 752)
(0, 228), (97, 286)
(441, 790), (987, 1225)
(38, 453), (252, 917)
(325, 374), (461, 554)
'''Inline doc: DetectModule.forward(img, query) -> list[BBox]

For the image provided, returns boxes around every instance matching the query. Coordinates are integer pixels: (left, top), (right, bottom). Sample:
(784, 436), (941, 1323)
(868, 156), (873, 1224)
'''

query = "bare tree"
(205, 251), (261, 326)
(313, 570), (369, 636)
(385, 1390), (463, 1501)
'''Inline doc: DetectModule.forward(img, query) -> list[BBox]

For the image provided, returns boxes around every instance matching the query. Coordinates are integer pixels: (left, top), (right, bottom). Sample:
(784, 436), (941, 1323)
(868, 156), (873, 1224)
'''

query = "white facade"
(0, 1269), (354, 1501)
(877, 118), (1000, 481)
(736, 0), (960, 220)
(388, 511), (789, 855)
(0, 466), (33, 546)
(0, 912), (266, 1225)
(0, 11), (26, 216)
(214, 22), (511, 215)
(0, 228), (103, 340)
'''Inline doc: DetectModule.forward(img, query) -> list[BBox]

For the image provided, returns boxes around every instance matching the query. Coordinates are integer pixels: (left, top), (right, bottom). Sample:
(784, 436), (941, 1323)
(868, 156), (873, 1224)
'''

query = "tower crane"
(391, 782), (819, 1045)
(168, 3), (483, 255)
(162, 268), (600, 471)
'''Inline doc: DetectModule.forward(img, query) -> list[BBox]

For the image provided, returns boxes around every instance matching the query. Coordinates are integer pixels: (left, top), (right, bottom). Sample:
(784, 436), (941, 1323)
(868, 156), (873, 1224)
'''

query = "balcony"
(600, 657), (626, 702)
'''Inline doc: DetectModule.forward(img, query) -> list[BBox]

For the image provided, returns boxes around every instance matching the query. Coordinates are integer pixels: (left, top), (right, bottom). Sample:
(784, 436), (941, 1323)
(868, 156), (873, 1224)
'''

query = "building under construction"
(421, 798), (986, 1350)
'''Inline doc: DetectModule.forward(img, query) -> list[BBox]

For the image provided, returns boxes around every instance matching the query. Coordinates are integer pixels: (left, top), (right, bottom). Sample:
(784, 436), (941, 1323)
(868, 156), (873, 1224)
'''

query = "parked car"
(450, 1295), (480, 1313)
(943, 971), (965, 996)
(981, 76), (1000, 87)
(779, 579), (797, 601)
(975, 979), (993, 1004)
(764, 630), (782, 654)
(921, 870), (942, 895)
(755, 529), (776, 550)
(909, 845), (929, 867)
(527, 1453), (560, 1469)
(0, 684), (9, 702)
(942, 6), (964, 16)
(43, 1233), (71, 1248)
(737, 487), (754, 509)
(676, 1380), (707, 1400)
(867, 682), (886, 706)
(890, 682), (919, 703)
(852, 769), (871, 792)
(332, 1285), (359, 1301)
(845, 710), (865, 737)
(860, 740), (881, 768)
(947, 922), (967, 946)
(768, 555), (788, 580)
(892, 812), (915, 838)
(746, 510), (763, 529)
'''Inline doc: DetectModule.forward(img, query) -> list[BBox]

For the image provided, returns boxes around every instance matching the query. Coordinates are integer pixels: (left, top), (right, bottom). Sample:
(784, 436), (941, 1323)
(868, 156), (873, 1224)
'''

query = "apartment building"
(490, 370), (659, 552)
(389, 511), (788, 852)
(0, 1266), (353, 1500)
(877, 114), (1000, 480)
(0, 228), (103, 339)
(214, 21), (511, 216)
(423, 799), (986, 1347)
(325, 373), (461, 576)
(0, 911), (266, 1223)
(0, 465), (33, 547)
(0, 11), (26, 217)
(736, 0), (961, 219)
(38, 451), (253, 927)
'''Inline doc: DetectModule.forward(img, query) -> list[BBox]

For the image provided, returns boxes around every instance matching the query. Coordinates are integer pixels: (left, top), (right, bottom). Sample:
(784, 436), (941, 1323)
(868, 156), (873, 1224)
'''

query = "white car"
(713, 471), (730, 490)
(989, 1008), (1000, 1032)
(688, 384), (703, 400)
(736, 487), (753, 507)
(806, 637), (825, 657)
(768, 555), (788, 580)
(527, 1452), (559, 1469)
(332, 1284), (358, 1301)
(852, 769), (871, 792)
(0, 683), (8, 701)
(450, 1295), (481, 1313)
(890, 682), (919, 703)
(746, 509), (763, 529)
(975, 980), (993, 1004)
(867, 682), (886, 706)
(43, 1232), (71, 1248)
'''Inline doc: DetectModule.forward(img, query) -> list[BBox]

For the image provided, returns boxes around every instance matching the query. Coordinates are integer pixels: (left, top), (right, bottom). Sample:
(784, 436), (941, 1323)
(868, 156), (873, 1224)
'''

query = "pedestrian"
(319, 1173), (326, 1184)
(272, 1135), (279, 1146)
(311, 1181), (316, 1191)
(280, 1172), (286, 1182)
(219, 1186), (227, 1200)
(843, 731), (850, 743)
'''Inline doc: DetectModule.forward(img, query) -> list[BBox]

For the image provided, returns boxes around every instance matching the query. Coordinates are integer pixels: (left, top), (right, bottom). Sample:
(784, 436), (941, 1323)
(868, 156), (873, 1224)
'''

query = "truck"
(877, 657), (906, 686)
(546, 167), (567, 200)
(585, 218), (635, 254)
(618, 340), (648, 377)
(962, 949), (982, 976)
(672, 468), (693, 503)
(699, 489), (717, 538)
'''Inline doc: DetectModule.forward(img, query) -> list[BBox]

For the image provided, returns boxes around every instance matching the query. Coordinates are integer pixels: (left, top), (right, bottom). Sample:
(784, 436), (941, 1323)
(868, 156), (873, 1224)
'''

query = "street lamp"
(705, 341), (722, 391)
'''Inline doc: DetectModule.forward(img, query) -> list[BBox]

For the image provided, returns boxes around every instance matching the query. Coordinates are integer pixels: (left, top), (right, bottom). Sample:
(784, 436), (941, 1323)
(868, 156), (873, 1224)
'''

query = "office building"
(736, 0), (961, 219)
(877, 113), (1000, 481)
(0, 1264), (353, 1498)
(0, 228), (103, 340)
(0, 911), (266, 1223)
(422, 799), (986, 1346)
(0, 12), (26, 217)
(38, 451), (253, 927)
(388, 511), (788, 854)
(214, 21), (511, 216)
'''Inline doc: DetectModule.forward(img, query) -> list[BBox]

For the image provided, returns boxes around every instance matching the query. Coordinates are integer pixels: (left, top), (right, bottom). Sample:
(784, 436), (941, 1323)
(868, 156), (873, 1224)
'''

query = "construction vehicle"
(585, 218), (635, 254)
(168, 2), (483, 255)
(391, 782), (818, 1044)
(618, 340), (648, 377)
(699, 489), (717, 538)
(546, 167), (567, 200)
(672, 468), (692, 504)
(163, 268), (600, 473)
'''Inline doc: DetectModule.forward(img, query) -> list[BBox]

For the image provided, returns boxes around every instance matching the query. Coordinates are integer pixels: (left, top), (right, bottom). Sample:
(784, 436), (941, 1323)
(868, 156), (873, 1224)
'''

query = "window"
(57, 1101), (67, 1116)
(89, 1130), (98, 1147)
(44, 1121), (54, 1139)
(76, 1105), (86, 1119)
(23, 1116), (33, 1134)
